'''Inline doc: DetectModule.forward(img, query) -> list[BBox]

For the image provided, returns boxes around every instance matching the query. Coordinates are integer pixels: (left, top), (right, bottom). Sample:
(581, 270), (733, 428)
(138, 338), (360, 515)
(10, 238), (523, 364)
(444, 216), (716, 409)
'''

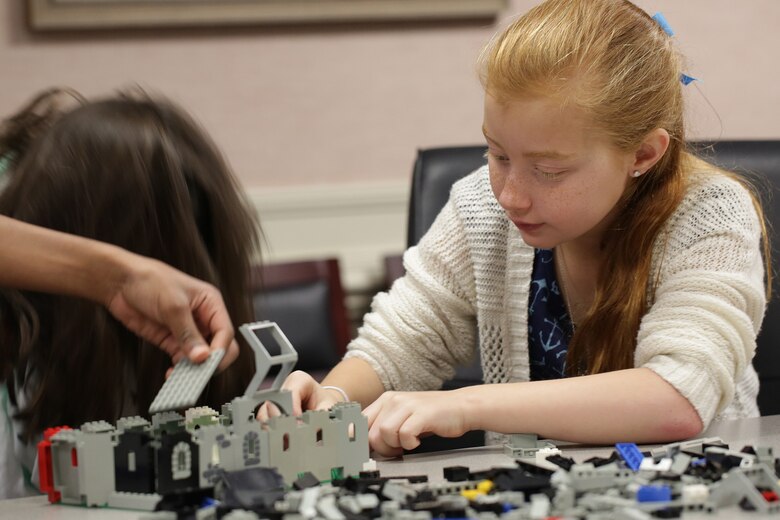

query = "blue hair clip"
(652, 13), (697, 86)
(652, 12), (674, 37)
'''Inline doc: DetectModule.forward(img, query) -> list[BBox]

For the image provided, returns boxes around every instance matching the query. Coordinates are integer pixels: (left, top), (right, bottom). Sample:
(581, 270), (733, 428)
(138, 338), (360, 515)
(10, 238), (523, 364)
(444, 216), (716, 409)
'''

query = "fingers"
(365, 393), (422, 457)
(256, 371), (322, 421)
(189, 288), (237, 369)
(160, 296), (210, 361)
(282, 371), (324, 416)
(256, 401), (283, 421)
(216, 339), (240, 372)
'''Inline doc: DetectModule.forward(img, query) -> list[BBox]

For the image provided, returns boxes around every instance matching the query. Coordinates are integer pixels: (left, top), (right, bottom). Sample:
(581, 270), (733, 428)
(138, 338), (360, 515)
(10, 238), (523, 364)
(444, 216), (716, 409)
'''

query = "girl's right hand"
(256, 370), (344, 420)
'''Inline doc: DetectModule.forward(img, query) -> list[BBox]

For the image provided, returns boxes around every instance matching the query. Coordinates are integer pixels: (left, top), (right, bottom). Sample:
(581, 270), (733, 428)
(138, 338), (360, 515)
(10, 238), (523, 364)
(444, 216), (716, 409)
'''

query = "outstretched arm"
(364, 368), (703, 456)
(0, 215), (238, 369)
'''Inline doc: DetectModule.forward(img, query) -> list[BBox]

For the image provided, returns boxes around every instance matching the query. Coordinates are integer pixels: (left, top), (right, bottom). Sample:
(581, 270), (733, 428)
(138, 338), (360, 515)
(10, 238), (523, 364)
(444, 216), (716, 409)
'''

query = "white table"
(3, 415), (780, 519)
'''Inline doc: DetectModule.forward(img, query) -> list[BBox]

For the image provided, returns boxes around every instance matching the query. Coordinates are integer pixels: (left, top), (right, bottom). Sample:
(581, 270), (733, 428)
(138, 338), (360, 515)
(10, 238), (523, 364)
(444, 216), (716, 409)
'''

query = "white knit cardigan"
(345, 166), (766, 429)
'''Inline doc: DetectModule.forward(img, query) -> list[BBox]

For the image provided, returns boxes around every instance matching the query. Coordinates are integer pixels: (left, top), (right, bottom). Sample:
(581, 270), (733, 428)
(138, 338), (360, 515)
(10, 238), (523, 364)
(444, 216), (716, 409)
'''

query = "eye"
(536, 168), (567, 180)
(485, 150), (510, 163)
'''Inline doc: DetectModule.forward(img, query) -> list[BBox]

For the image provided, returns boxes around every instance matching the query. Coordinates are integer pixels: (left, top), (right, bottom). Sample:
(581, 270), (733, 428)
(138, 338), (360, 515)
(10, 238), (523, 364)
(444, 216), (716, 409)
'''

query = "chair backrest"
(250, 258), (350, 376)
(408, 146), (488, 248)
(408, 141), (780, 416)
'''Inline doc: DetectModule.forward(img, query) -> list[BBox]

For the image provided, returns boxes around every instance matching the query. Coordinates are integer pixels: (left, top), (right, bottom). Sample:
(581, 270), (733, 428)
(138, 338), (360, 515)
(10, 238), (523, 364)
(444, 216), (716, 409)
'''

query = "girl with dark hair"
(0, 88), (260, 497)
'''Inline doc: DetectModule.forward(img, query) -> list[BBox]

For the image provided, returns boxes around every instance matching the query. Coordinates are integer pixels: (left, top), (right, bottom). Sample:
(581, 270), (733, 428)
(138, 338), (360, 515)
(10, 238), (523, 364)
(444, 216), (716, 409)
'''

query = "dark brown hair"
(0, 88), (260, 439)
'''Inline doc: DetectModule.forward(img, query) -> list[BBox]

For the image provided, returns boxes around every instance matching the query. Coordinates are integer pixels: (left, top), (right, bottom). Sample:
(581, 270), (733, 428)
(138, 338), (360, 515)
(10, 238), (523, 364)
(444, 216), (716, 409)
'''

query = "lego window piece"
(172, 442), (192, 480)
(149, 348), (225, 414)
(239, 321), (298, 394)
(243, 431), (261, 466)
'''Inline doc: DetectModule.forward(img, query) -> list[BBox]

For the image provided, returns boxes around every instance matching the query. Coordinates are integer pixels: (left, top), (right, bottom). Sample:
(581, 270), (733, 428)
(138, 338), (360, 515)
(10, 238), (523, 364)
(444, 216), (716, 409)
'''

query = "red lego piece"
(762, 490), (779, 502)
(37, 426), (71, 503)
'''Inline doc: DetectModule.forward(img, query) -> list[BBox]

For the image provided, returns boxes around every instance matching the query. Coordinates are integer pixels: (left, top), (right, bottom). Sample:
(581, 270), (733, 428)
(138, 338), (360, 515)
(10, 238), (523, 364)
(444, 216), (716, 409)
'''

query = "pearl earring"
(631, 170), (643, 178)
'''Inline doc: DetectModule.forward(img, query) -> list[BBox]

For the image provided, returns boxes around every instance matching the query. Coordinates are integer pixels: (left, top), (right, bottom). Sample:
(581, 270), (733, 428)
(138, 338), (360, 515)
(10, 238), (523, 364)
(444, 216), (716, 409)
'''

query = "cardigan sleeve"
(635, 174), (766, 427)
(344, 197), (478, 392)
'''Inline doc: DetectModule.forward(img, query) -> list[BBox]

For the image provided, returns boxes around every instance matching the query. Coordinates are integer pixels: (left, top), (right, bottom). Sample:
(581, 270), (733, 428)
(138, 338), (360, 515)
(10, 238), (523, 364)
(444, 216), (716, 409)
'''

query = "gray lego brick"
(149, 349), (225, 414)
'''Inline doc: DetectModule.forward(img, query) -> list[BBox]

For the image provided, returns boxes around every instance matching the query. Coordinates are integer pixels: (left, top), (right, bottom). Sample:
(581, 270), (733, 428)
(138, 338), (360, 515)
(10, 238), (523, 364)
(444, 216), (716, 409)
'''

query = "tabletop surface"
(2, 415), (779, 519)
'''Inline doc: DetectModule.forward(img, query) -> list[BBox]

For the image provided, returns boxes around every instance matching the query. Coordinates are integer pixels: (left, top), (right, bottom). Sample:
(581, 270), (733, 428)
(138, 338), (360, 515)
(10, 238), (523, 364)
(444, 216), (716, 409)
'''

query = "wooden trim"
(28, 0), (507, 30)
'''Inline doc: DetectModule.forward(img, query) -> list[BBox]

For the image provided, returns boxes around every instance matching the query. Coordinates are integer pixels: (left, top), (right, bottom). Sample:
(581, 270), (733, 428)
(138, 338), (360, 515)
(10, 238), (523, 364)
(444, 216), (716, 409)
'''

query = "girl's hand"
(256, 370), (345, 420)
(363, 390), (469, 457)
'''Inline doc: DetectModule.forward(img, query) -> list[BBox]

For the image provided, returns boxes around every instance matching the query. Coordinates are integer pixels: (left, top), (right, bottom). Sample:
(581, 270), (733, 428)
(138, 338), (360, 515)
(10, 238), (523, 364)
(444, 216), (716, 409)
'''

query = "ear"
(631, 128), (670, 174)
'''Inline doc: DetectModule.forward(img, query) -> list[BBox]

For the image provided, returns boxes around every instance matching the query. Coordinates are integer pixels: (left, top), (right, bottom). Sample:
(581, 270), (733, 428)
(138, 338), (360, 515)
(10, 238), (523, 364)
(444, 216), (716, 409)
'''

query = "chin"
(515, 231), (558, 250)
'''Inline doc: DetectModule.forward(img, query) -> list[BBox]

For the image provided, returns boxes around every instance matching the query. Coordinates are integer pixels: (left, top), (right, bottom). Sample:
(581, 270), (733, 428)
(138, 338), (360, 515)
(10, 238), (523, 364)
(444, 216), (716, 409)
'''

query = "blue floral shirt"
(528, 249), (573, 380)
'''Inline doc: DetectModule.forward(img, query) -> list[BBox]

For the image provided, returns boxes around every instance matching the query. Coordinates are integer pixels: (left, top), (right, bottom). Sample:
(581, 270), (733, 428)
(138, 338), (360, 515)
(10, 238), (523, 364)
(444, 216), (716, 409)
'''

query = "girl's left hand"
(363, 390), (469, 457)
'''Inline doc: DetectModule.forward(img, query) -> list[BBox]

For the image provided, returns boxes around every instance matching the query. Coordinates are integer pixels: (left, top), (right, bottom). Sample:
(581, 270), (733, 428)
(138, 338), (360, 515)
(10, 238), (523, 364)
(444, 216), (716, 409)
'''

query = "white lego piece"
(362, 457), (378, 472)
(528, 493), (550, 519)
(638, 457), (672, 472)
(681, 484), (709, 505)
(534, 447), (562, 470)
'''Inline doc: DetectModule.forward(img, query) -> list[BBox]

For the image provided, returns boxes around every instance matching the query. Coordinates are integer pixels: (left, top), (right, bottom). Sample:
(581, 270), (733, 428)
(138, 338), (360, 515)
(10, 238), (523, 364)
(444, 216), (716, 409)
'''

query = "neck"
(555, 242), (602, 326)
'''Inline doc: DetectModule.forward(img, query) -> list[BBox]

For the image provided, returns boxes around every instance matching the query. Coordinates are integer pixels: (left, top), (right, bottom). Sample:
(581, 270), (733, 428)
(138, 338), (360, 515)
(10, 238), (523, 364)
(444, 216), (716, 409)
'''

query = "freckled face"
(484, 94), (634, 250)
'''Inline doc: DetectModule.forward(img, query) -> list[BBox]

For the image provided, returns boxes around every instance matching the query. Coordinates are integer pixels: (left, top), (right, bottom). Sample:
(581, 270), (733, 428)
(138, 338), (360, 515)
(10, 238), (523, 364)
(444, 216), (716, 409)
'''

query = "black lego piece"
(651, 505), (683, 518)
(114, 429), (156, 494)
(408, 490), (441, 511)
(585, 451), (620, 467)
(469, 499), (506, 514)
(702, 440), (729, 451)
(491, 468), (551, 494)
(545, 454), (575, 471)
(469, 469), (493, 481)
(155, 488), (213, 519)
(740, 446), (757, 456)
(443, 465), (471, 482)
(389, 474), (428, 483)
(156, 430), (201, 495)
(705, 451), (744, 473)
(336, 473), (427, 495)
(338, 476), (378, 494)
(214, 466), (286, 512)
(515, 459), (555, 477)
(293, 471), (321, 490)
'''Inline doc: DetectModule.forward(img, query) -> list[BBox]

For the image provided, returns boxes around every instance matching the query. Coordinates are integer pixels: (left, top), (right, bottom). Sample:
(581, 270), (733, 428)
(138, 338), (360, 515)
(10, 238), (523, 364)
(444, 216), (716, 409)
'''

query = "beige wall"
(2, 0), (778, 309)
(2, 1), (778, 190)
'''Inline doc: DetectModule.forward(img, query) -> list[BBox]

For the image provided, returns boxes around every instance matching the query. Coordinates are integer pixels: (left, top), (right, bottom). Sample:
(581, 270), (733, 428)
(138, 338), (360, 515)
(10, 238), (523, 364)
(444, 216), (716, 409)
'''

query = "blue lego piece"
(615, 443), (644, 471)
(636, 484), (672, 503)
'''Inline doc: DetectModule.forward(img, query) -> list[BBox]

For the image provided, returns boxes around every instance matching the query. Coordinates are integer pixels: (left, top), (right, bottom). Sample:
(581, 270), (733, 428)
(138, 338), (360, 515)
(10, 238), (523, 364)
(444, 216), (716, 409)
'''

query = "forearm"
(322, 357), (386, 409)
(461, 367), (703, 443)
(0, 215), (130, 305)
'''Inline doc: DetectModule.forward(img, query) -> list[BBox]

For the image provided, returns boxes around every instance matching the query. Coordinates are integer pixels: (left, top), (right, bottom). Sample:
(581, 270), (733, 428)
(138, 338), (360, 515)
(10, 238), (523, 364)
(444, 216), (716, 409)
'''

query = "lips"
(511, 220), (543, 232)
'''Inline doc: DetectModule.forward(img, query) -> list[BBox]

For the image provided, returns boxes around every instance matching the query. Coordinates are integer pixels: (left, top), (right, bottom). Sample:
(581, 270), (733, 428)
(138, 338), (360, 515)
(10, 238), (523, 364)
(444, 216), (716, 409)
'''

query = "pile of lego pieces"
(139, 436), (780, 520)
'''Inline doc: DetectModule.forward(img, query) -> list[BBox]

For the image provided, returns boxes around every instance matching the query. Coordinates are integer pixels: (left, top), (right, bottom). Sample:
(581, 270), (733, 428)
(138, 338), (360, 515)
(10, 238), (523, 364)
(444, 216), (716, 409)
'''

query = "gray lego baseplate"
(149, 348), (225, 414)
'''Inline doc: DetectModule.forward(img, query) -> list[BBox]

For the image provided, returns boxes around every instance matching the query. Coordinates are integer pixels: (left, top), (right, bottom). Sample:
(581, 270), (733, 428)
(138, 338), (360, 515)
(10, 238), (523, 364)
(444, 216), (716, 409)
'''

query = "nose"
(495, 169), (532, 213)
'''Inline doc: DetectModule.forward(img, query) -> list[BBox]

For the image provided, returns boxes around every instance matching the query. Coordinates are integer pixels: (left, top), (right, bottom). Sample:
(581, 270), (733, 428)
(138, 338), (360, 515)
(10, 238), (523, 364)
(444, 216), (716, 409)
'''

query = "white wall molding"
(247, 181), (409, 304)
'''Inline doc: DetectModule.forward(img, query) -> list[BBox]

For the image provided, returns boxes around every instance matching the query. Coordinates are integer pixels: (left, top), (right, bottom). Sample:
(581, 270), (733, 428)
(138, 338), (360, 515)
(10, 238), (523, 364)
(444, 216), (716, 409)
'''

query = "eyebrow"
(482, 126), (575, 160)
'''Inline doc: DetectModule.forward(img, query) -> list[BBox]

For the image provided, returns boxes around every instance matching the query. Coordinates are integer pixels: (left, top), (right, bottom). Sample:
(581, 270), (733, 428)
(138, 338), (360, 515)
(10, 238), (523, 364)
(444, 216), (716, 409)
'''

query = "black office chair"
(406, 147), (488, 452)
(251, 258), (351, 381)
(407, 142), (780, 417)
